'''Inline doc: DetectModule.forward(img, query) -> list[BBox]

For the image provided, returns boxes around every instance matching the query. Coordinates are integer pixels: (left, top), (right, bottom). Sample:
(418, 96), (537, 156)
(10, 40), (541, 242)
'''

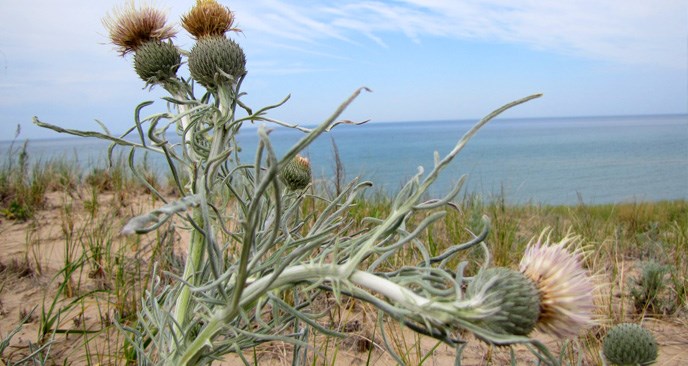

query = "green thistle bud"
(188, 36), (246, 89)
(603, 323), (658, 366)
(280, 155), (312, 190)
(133, 41), (181, 85)
(466, 267), (540, 336)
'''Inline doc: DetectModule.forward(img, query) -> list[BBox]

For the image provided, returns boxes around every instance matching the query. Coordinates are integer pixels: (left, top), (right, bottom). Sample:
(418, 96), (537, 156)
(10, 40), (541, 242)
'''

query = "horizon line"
(3, 112), (687, 143)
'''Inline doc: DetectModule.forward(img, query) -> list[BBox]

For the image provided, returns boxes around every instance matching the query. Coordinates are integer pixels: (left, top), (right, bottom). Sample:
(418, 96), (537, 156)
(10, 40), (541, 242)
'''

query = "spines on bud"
(188, 36), (246, 89)
(466, 267), (540, 336)
(133, 41), (181, 85)
(280, 155), (312, 191)
(603, 323), (658, 366)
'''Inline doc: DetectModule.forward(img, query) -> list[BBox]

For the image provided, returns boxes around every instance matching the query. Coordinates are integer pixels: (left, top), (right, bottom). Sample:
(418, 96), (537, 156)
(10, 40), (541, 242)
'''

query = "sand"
(1, 190), (686, 365)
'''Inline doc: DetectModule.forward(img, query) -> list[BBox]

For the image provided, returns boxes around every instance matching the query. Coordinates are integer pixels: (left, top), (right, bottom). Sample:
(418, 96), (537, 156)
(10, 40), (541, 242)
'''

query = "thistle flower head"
(280, 155), (312, 191)
(466, 267), (541, 336)
(133, 41), (181, 85)
(603, 323), (658, 366)
(182, 0), (240, 39)
(188, 36), (246, 88)
(519, 231), (595, 338)
(103, 1), (177, 55)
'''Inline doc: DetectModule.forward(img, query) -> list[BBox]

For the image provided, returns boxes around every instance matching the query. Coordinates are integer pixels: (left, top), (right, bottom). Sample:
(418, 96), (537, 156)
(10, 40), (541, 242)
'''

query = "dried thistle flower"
(182, 0), (240, 39)
(519, 231), (595, 338)
(466, 267), (541, 336)
(103, 1), (177, 55)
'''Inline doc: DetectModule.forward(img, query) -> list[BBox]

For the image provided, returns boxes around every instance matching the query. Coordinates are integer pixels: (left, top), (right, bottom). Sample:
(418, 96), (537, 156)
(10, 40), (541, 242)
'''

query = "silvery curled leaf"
(121, 194), (201, 235)
(122, 214), (160, 235)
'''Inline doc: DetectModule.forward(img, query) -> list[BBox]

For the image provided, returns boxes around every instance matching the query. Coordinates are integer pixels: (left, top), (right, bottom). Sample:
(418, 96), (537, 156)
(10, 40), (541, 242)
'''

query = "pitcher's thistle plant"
(33, 1), (597, 365)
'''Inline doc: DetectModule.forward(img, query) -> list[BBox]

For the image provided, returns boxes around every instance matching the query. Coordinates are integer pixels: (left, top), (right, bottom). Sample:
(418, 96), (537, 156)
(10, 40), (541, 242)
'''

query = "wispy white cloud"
(233, 0), (354, 44)
(234, 0), (687, 69)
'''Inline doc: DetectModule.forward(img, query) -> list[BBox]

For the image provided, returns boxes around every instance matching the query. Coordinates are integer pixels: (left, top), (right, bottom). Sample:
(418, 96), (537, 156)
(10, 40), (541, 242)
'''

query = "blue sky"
(1, 0), (686, 140)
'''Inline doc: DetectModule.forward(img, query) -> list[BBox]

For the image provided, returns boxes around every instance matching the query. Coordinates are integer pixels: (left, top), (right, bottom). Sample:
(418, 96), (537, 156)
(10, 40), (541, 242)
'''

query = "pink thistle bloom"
(519, 231), (595, 338)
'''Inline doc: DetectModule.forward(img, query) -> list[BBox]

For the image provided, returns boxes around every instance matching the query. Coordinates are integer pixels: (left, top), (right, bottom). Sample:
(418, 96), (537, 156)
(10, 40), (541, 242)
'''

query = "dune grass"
(0, 154), (686, 365)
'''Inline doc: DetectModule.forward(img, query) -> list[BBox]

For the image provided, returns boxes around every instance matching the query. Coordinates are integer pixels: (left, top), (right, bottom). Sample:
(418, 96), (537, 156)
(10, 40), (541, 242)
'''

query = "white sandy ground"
(1, 191), (686, 365)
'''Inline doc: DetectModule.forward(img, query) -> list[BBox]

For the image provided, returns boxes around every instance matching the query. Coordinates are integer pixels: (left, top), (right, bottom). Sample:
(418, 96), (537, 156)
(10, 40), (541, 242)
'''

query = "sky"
(1, 0), (686, 140)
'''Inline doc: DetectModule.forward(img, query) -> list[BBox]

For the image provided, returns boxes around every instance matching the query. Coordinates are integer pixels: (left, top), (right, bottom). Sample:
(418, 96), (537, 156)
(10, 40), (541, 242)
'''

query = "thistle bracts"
(188, 36), (246, 89)
(280, 155), (312, 190)
(466, 267), (540, 336)
(520, 231), (595, 338)
(133, 41), (181, 85)
(603, 323), (658, 365)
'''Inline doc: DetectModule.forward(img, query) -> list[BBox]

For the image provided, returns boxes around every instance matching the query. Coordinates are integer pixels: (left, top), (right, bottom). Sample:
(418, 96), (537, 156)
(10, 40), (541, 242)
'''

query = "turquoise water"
(2, 114), (687, 205)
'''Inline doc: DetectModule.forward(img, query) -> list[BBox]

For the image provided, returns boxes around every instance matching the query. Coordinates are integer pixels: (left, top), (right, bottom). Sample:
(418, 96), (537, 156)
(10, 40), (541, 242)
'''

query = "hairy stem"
(171, 210), (205, 344)
(175, 264), (481, 365)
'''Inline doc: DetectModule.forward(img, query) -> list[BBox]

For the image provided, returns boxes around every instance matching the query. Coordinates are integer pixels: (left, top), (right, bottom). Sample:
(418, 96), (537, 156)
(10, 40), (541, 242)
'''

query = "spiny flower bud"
(603, 323), (658, 366)
(466, 267), (540, 336)
(280, 155), (312, 191)
(182, 0), (240, 39)
(519, 231), (595, 338)
(133, 41), (181, 84)
(188, 36), (246, 89)
(103, 2), (176, 56)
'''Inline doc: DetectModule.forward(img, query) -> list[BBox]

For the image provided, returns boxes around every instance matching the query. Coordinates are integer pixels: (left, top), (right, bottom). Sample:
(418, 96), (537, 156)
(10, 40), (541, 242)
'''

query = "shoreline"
(2, 114), (687, 207)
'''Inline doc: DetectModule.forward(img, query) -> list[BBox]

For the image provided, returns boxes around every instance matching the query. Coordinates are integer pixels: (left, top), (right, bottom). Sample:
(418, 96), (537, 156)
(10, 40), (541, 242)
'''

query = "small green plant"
(630, 260), (672, 315)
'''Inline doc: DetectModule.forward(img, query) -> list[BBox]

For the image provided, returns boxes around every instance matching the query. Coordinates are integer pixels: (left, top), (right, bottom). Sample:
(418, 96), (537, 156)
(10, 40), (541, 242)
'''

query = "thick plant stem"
(171, 209), (206, 350)
(206, 83), (236, 184)
(173, 264), (481, 365)
(173, 265), (345, 365)
(170, 83), (234, 358)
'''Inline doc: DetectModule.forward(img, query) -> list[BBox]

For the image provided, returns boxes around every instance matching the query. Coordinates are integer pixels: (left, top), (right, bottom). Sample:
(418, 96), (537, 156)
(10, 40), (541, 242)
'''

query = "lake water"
(2, 114), (687, 205)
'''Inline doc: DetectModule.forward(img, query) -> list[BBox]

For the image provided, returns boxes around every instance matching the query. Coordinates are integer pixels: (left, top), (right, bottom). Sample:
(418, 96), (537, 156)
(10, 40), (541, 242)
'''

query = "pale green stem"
(171, 208), (205, 348)
(205, 83), (235, 184)
(168, 83), (205, 344)
(177, 102), (198, 161)
(173, 264), (481, 365)
(170, 83), (235, 358)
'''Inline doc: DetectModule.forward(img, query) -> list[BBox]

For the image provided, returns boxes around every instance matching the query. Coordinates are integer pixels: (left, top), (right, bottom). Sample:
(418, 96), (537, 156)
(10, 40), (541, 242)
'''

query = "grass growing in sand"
(0, 156), (686, 365)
